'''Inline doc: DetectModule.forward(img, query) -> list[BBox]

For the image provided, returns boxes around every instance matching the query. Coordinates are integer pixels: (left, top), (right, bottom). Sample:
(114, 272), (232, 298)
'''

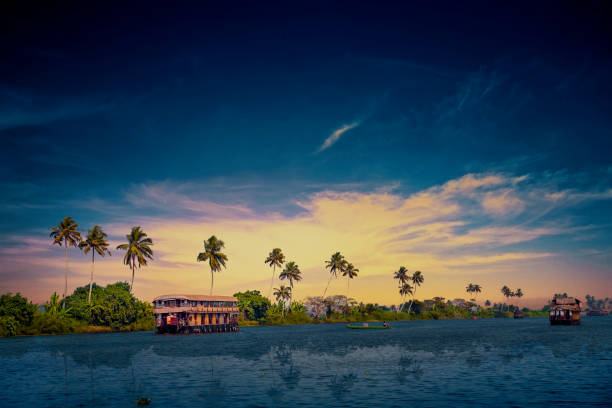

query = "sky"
(1, 1), (611, 307)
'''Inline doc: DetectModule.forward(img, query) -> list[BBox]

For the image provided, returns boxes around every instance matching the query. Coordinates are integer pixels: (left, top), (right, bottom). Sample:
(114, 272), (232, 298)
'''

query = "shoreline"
(2, 313), (551, 338)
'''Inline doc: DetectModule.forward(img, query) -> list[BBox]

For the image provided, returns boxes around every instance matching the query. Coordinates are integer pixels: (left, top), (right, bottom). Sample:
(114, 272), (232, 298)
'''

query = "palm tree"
(500, 285), (512, 311)
(279, 261), (302, 309)
(342, 263), (359, 310)
(515, 288), (523, 309)
(265, 248), (285, 299)
(116, 226), (154, 293)
(393, 266), (409, 312)
(466, 283), (482, 306)
(46, 292), (71, 318)
(78, 226), (111, 304)
(197, 235), (228, 295)
(406, 270), (424, 314)
(50, 216), (82, 308)
(273, 285), (292, 317)
(323, 252), (346, 298)
(399, 282), (413, 312)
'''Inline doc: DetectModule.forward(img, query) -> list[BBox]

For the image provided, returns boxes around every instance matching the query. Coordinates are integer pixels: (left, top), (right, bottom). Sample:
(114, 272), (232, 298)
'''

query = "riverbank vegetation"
(232, 290), (549, 327)
(0, 282), (153, 337)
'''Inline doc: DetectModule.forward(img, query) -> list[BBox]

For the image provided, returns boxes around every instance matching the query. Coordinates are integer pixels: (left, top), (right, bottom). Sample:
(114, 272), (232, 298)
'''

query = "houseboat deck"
(153, 294), (240, 334)
(549, 296), (581, 326)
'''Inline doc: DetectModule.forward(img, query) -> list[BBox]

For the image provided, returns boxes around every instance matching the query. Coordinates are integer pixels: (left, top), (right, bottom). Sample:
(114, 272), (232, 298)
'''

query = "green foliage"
(0, 282), (155, 337)
(0, 293), (37, 327)
(66, 282), (153, 329)
(233, 290), (271, 321)
(0, 316), (17, 337)
(21, 313), (83, 336)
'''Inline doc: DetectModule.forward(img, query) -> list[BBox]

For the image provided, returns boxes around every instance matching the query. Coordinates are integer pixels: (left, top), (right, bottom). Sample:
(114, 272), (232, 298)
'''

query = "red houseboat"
(153, 294), (240, 334)
(549, 296), (581, 326)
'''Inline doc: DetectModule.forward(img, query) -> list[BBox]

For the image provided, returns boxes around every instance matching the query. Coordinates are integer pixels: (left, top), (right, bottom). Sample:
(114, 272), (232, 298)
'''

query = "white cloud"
(317, 122), (360, 152)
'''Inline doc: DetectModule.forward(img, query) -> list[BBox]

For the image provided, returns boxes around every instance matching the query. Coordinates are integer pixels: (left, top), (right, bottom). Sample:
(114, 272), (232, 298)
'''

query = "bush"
(21, 313), (82, 336)
(234, 290), (271, 321)
(0, 316), (17, 337)
(0, 293), (37, 327)
(66, 282), (153, 329)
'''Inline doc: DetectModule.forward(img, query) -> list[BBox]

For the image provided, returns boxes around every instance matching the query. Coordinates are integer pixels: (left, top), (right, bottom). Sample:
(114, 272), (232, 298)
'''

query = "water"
(1, 317), (611, 407)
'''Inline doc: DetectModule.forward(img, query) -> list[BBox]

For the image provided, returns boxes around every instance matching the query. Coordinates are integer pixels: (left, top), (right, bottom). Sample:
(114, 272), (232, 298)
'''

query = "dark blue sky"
(1, 1), (611, 232)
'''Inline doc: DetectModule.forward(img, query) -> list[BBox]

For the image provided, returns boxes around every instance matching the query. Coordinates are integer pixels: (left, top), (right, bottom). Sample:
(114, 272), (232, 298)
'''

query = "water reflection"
(328, 373), (357, 400)
(0, 318), (611, 407)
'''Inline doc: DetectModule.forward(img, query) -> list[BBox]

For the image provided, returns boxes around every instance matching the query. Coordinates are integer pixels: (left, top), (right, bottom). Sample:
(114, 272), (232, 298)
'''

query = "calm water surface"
(1, 317), (611, 407)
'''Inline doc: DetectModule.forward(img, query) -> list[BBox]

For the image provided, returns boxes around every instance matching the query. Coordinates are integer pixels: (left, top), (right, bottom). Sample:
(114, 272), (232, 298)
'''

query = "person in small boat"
(383, 321), (389, 328)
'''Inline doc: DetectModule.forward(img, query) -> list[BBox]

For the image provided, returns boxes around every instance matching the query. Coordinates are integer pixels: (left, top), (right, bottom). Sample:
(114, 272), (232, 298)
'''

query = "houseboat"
(549, 296), (581, 326)
(153, 294), (239, 334)
(513, 309), (525, 319)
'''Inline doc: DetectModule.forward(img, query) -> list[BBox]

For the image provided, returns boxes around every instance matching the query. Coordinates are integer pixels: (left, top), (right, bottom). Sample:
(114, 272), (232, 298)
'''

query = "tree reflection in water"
(328, 373), (357, 400)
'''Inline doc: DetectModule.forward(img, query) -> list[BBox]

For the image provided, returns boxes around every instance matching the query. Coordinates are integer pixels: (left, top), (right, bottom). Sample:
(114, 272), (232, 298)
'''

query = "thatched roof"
(153, 294), (237, 302)
(553, 296), (581, 305)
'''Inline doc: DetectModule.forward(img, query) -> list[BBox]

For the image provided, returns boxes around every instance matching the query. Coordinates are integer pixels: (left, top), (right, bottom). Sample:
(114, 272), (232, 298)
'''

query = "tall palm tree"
(265, 248), (285, 299)
(393, 266), (409, 312)
(466, 283), (482, 304)
(279, 261), (302, 309)
(50, 216), (82, 308)
(273, 285), (292, 317)
(500, 285), (511, 311)
(515, 288), (523, 309)
(197, 235), (228, 295)
(406, 270), (424, 314)
(399, 282), (413, 313)
(323, 252), (346, 298)
(78, 226), (111, 304)
(342, 263), (359, 309)
(116, 226), (154, 293)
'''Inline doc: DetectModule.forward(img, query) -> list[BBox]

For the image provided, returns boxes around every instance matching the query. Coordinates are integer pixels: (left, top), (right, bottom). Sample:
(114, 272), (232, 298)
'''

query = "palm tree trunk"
(322, 274), (333, 299)
(210, 269), (214, 295)
(407, 291), (415, 314)
(63, 237), (68, 309)
(398, 295), (405, 313)
(130, 262), (135, 293)
(268, 265), (275, 300)
(346, 278), (350, 313)
(88, 252), (94, 304)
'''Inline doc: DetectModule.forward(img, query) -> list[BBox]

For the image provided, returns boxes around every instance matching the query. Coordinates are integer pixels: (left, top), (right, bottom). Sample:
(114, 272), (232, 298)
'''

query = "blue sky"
(0, 2), (611, 303)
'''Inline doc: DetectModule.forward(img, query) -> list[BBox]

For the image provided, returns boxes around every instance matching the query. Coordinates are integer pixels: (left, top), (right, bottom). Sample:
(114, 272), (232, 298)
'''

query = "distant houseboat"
(549, 296), (581, 326)
(153, 295), (239, 334)
(513, 309), (525, 319)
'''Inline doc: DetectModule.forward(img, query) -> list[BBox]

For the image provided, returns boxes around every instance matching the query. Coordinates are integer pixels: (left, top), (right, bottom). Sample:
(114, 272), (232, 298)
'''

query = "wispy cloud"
(317, 122), (360, 152)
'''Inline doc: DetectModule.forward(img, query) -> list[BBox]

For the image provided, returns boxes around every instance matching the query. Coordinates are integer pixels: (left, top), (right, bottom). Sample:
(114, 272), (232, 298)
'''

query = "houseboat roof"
(153, 294), (238, 302)
(552, 296), (581, 305)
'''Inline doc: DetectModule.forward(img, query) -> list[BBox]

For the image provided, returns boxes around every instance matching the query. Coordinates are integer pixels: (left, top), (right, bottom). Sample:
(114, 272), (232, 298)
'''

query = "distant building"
(450, 298), (468, 308)
(423, 299), (435, 309)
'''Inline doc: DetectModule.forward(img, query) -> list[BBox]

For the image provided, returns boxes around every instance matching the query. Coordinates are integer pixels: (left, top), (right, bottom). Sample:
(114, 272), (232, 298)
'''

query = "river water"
(1, 317), (610, 407)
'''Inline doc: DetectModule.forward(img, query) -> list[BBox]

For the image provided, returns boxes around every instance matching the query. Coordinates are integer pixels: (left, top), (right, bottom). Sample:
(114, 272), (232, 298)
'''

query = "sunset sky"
(1, 2), (611, 307)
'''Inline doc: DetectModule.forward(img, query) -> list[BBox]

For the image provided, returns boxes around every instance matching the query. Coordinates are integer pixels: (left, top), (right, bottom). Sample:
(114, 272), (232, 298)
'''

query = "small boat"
(514, 310), (524, 319)
(346, 323), (390, 330)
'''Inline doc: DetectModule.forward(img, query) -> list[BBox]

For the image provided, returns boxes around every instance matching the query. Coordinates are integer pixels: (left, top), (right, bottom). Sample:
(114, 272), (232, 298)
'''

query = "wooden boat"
(549, 296), (581, 326)
(153, 294), (240, 334)
(346, 324), (390, 329)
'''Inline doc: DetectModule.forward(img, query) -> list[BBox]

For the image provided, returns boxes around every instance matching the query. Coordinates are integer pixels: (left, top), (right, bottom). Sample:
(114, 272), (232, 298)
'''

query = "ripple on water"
(0, 317), (611, 407)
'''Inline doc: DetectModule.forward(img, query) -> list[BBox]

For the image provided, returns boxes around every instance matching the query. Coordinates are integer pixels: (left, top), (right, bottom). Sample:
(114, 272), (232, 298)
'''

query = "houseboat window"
(191, 301), (197, 307)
